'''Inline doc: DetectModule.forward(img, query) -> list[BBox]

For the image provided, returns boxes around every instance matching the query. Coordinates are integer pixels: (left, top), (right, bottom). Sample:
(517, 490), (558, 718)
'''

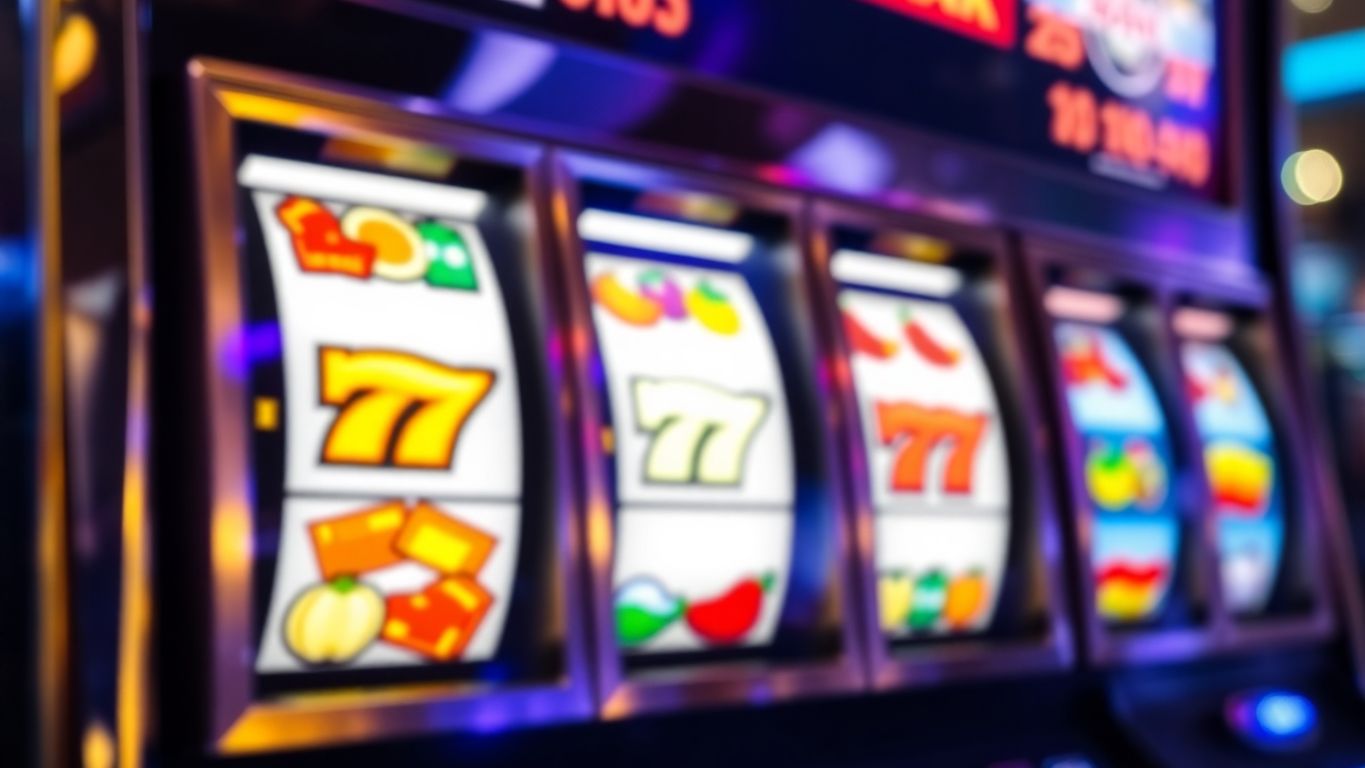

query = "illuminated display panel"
(1180, 340), (1285, 616)
(1054, 321), (1180, 625)
(834, 251), (1010, 639)
(581, 213), (796, 655)
(238, 156), (525, 675)
(439, 0), (1224, 200)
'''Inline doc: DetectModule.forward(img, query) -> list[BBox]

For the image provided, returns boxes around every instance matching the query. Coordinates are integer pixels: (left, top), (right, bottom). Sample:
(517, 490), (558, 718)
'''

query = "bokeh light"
(1291, 0), (1334, 14)
(1282, 149), (1344, 205)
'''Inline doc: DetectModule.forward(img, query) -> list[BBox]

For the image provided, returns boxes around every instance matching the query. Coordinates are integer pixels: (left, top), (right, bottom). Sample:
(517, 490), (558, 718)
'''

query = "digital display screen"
(1055, 322), (1180, 624)
(1181, 340), (1285, 616)
(834, 252), (1010, 638)
(444, 0), (1224, 200)
(238, 156), (525, 674)
(582, 213), (796, 655)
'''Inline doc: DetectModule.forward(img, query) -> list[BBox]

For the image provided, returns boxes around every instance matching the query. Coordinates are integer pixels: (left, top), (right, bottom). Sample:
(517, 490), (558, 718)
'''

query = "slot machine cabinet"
(1024, 240), (1362, 767)
(46, 0), (1365, 764)
(160, 64), (593, 757)
(551, 154), (862, 716)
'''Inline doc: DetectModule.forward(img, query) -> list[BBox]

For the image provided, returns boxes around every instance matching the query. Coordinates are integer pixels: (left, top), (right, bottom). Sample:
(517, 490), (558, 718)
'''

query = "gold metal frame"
(187, 58), (593, 754)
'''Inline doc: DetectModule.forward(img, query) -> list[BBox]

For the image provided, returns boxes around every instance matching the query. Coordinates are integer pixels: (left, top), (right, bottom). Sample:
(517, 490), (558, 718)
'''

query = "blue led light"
(1225, 688), (1320, 753)
(1254, 693), (1314, 738)
(1285, 29), (1365, 104)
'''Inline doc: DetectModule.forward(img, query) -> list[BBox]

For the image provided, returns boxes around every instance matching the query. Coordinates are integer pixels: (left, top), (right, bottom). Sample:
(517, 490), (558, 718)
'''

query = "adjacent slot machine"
(554, 155), (860, 715)
(1030, 245), (1355, 765)
(1107, 297), (1350, 767)
(809, 203), (1071, 688)
(175, 66), (591, 755)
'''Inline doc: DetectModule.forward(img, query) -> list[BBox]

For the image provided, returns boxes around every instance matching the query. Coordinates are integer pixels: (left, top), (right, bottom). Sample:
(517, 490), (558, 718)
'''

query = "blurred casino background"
(1284, 0), (1365, 577)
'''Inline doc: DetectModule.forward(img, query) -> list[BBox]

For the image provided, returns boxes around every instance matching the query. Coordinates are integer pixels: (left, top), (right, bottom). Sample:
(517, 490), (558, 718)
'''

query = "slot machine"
(29, 0), (1365, 766)
(1024, 249), (1357, 766)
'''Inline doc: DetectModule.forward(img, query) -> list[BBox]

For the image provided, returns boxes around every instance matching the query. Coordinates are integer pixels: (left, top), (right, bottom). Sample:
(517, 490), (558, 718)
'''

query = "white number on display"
(632, 378), (769, 486)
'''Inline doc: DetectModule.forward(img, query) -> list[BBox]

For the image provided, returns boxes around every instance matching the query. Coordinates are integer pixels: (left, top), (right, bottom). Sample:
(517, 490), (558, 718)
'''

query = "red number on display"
(1047, 82), (1098, 153)
(1025, 7), (1085, 71)
(1166, 60), (1211, 111)
(1045, 81), (1211, 188)
(875, 403), (988, 495)
(559, 0), (690, 37)
(1100, 101), (1155, 170)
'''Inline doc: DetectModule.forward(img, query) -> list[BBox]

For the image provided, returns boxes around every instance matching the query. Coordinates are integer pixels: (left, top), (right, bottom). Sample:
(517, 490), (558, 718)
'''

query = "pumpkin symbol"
(283, 576), (385, 665)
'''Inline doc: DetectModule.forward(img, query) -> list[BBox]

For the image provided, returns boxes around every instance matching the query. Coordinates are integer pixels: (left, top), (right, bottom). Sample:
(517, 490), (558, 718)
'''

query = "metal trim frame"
(806, 199), (1075, 690)
(33, 0), (72, 763)
(187, 58), (593, 754)
(548, 150), (865, 718)
(1022, 233), (1337, 666)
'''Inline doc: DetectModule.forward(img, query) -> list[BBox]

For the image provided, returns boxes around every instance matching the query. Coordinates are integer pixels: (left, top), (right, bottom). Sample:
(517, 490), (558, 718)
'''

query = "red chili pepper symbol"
(902, 310), (961, 368)
(683, 573), (774, 645)
(843, 308), (898, 360)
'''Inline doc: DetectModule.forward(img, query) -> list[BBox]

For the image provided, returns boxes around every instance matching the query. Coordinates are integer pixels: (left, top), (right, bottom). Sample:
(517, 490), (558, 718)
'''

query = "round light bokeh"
(1290, 0), (1333, 13)
(1282, 149), (1344, 205)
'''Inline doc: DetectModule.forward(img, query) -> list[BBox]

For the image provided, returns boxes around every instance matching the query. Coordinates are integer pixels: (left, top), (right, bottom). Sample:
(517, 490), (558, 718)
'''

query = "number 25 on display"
(318, 347), (495, 470)
(876, 402), (987, 495)
(632, 378), (769, 486)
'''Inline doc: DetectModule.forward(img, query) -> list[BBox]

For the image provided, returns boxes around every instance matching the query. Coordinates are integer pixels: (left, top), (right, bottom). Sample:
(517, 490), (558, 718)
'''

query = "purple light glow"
(445, 31), (558, 115)
(788, 124), (895, 196)
(220, 321), (282, 381)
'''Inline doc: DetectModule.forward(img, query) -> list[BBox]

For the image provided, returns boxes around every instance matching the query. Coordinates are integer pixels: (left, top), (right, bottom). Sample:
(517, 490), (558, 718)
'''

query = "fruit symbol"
(285, 500), (499, 667)
(1206, 442), (1273, 516)
(943, 570), (988, 630)
(592, 268), (745, 336)
(1061, 332), (1128, 390)
(843, 307), (898, 360)
(418, 221), (479, 291)
(639, 269), (687, 319)
(1086, 440), (1138, 510)
(908, 570), (950, 631)
(276, 197), (482, 291)
(284, 576), (385, 665)
(615, 577), (685, 647)
(1127, 440), (1168, 509)
(1095, 561), (1167, 622)
(341, 207), (428, 282)
(901, 309), (961, 368)
(593, 273), (664, 327)
(879, 569), (992, 633)
(1084, 438), (1168, 512)
(879, 572), (914, 631)
(685, 279), (742, 336)
(613, 573), (774, 648)
(1187, 364), (1239, 405)
(276, 197), (377, 278)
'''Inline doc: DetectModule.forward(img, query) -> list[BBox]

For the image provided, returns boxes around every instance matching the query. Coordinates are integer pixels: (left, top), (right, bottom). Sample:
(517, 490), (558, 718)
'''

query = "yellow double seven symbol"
(319, 347), (495, 470)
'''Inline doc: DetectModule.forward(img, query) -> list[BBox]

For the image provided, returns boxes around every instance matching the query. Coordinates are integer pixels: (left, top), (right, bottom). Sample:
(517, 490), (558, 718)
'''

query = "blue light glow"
(1225, 688), (1319, 753)
(1285, 29), (1365, 104)
(1254, 693), (1314, 737)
